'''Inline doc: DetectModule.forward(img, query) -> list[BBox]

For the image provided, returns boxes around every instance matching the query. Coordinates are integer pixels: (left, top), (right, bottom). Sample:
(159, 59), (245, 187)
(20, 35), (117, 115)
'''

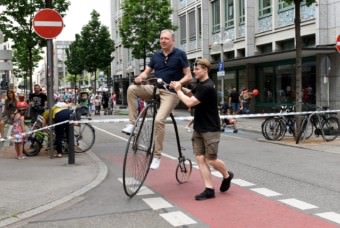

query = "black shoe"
(220, 171), (234, 192)
(195, 188), (215, 201)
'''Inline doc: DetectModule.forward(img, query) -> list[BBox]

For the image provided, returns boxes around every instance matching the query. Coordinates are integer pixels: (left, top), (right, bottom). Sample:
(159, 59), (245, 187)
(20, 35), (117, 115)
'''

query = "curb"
(0, 151), (108, 227)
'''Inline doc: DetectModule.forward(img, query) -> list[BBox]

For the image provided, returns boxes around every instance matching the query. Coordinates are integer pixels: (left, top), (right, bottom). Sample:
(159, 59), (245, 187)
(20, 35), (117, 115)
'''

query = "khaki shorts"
(192, 131), (220, 160)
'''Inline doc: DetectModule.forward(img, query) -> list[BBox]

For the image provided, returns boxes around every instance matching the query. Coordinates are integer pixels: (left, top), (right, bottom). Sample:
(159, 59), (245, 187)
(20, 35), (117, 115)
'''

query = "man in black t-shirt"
(29, 84), (47, 123)
(228, 88), (240, 114)
(170, 58), (234, 201)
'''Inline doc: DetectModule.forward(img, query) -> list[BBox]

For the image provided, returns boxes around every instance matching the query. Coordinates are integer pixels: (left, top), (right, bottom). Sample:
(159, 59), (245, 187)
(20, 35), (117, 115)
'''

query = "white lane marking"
(143, 197), (173, 210)
(279, 198), (318, 210)
(92, 125), (128, 142)
(212, 171), (223, 178)
(117, 178), (154, 195)
(163, 153), (177, 160)
(160, 211), (197, 227)
(137, 186), (154, 196)
(316, 212), (340, 224)
(251, 188), (282, 197)
(232, 179), (256, 187)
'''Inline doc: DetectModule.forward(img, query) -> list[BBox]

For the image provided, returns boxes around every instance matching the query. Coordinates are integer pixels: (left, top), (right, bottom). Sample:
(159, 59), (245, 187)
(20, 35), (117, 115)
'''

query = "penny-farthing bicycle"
(122, 78), (193, 197)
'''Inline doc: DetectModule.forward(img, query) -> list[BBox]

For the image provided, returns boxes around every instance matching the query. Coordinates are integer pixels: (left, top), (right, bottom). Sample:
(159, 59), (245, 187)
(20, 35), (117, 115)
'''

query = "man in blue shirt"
(122, 29), (192, 170)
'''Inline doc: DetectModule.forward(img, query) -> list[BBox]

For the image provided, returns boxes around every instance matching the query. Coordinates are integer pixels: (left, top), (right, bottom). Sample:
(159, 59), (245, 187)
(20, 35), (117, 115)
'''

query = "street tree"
(65, 34), (84, 93)
(79, 10), (115, 94)
(0, 0), (70, 92)
(283, 0), (316, 136)
(119, 0), (175, 69)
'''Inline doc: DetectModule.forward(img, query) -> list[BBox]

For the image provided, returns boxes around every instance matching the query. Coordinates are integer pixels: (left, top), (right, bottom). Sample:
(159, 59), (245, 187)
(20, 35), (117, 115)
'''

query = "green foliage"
(64, 10), (115, 93)
(0, 0), (70, 91)
(79, 10), (115, 74)
(65, 34), (83, 76)
(119, 0), (176, 61)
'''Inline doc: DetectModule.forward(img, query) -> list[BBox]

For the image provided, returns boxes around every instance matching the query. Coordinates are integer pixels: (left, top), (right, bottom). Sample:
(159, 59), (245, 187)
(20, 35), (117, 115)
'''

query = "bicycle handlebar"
(139, 78), (191, 95)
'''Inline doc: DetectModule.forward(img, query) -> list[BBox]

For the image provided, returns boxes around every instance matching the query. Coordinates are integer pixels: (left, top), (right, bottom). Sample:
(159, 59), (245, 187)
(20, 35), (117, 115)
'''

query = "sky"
(56, 0), (111, 41)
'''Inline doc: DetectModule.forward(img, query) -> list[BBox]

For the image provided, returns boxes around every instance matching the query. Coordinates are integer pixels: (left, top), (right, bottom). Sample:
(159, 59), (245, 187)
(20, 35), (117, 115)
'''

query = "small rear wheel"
(175, 158), (192, 184)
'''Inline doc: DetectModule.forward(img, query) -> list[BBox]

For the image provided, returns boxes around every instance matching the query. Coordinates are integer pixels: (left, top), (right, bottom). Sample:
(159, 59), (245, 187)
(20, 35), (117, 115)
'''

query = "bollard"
(68, 117), (75, 164)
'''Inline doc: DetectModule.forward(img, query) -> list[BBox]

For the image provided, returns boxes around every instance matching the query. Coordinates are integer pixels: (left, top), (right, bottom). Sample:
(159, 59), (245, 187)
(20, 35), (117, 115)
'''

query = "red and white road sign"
(33, 8), (64, 39)
(336, 35), (340, 53)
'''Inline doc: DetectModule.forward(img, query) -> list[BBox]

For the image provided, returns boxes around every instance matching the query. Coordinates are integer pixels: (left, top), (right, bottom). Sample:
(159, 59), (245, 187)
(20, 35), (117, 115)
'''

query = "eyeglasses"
(164, 55), (169, 65)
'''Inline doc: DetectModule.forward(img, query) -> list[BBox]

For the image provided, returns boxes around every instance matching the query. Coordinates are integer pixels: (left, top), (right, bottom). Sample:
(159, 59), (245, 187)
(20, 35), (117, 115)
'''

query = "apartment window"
(259, 0), (271, 17)
(225, 0), (234, 28)
(239, 0), (245, 24)
(188, 10), (196, 41)
(198, 7), (202, 38)
(180, 15), (187, 44)
(278, 0), (293, 11)
(212, 0), (220, 33)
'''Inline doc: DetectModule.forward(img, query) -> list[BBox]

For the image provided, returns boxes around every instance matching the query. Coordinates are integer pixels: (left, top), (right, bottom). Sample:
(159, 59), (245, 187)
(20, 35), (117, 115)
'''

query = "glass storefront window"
(256, 60), (316, 110)
(258, 66), (275, 104)
(276, 64), (295, 104)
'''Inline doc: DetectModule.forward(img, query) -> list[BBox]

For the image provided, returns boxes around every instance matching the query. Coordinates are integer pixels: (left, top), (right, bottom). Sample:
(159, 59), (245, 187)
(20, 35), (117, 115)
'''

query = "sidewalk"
(0, 146), (107, 227)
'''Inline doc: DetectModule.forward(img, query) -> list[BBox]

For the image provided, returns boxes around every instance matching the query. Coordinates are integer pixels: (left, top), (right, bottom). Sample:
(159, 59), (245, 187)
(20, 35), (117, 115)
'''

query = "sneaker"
(195, 188), (215, 201)
(150, 157), (161, 170)
(220, 171), (234, 192)
(233, 129), (238, 133)
(57, 153), (63, 158)
(122, 124), (134, 135)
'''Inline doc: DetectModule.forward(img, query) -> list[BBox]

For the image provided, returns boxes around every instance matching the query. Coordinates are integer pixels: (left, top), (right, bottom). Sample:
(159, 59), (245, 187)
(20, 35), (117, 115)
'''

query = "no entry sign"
(336, 35), (340, 53)
(33, 8), (63, 39)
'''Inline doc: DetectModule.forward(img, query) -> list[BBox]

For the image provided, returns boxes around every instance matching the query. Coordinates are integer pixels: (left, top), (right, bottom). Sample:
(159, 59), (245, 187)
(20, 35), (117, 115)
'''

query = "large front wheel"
(123, 104), (156, 197)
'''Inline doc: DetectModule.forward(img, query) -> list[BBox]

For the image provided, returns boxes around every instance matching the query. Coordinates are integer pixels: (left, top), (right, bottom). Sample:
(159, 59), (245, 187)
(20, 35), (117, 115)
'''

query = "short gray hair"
(160, 29), (175, 40)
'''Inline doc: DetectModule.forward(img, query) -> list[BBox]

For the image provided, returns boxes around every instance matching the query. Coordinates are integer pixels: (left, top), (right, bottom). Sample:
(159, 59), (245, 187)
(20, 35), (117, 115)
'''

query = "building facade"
(0, 31), (13, 94)
(111, 0), (340, 111)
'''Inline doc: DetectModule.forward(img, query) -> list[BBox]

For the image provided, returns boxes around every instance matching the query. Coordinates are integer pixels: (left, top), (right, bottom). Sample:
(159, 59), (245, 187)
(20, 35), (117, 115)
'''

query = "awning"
(219, 46), (336, 68)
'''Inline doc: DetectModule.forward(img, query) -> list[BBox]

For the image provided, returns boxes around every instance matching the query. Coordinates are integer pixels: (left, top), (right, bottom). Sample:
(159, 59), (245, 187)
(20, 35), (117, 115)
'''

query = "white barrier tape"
(0, 120), (70, 143)
(220, 109), (340, 120)
(69, 109), (340, 124)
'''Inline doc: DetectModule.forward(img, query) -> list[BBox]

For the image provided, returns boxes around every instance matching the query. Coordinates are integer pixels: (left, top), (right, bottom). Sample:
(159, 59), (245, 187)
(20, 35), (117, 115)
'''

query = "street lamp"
(213, 37), (233, 105)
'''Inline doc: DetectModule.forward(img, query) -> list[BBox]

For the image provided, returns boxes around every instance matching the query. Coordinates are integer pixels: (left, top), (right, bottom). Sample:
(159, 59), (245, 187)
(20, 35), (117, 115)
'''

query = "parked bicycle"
(296, 106), (339, 144)
(122, 78), (192, 197)
(261, 105), (311, 141)
(23, 107), (95, 156)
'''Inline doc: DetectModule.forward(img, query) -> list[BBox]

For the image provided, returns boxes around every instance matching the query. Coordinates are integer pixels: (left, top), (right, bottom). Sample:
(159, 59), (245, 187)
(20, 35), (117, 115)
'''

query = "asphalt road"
(9, 119), (340, 227)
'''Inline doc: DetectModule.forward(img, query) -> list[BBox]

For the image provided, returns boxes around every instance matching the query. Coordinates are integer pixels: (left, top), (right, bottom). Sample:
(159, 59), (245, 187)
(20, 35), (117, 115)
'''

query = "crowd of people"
(0, 84), (117, 159)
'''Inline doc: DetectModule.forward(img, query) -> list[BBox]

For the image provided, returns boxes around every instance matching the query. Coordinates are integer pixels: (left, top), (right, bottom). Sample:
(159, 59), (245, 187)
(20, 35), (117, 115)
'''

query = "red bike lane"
(145, 157), (338, 228)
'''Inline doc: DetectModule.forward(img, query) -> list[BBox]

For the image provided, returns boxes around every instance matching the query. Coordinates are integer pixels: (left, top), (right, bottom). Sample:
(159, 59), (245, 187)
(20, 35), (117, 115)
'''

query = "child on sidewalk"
(11, 101), (28, 159)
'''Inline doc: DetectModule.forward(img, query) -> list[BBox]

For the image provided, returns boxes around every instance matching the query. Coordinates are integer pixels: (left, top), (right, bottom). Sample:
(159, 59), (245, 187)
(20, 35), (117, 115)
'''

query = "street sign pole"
(45, 0), (55, 159)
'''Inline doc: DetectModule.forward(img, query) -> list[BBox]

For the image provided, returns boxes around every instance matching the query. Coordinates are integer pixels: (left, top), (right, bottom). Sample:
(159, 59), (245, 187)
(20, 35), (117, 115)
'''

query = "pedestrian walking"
(170, 58), (234, 201)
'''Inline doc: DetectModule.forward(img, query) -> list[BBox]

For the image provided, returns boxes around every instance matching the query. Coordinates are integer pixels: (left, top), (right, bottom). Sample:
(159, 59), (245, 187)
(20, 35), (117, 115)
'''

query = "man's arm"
(178, 66), (192, 86)
(171, 81), (199, 108)
(135, 66), (153, 84)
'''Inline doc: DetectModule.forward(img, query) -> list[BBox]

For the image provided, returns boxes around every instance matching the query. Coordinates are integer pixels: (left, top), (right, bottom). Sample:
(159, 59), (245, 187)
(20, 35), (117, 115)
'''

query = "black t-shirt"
(29, 93), (47, 111)
(229, 91), (240, 103)
(192, 78), (220, 133)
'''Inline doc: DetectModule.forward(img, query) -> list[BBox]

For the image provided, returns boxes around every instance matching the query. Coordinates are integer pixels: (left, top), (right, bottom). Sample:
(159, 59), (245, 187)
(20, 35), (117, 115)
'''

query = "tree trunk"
(294, 0), (303, 138)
